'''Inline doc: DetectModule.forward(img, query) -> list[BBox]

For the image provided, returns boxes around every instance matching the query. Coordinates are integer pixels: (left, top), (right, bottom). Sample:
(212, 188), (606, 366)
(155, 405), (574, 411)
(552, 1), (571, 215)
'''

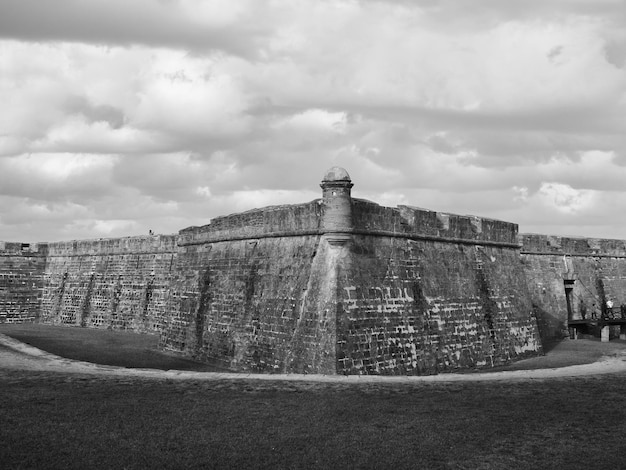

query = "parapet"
(178, 201), (324, 246)
(178, 167), (520, 248)
(351, 199), (519, 247)
(0, 241), (48, 255)
(520, 233), (626, 257)
(44, 235), (178, 257)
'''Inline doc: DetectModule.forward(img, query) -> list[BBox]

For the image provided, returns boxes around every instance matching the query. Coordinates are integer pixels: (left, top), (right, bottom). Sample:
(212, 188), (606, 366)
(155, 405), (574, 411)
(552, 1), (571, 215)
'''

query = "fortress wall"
(0, 242), (47, 323)
(160, 200), (337, 373)
(352, 200), (518, 245)
(39, 235), (177, 333)
(154, 189), (543, 375)
(337, 239), (540, 375)
(521, 234), (626, 340)
(335, 204), (540, 375)
(0, 168), (549, 375)
(161, 234), (336, 373)
(178, 201), (323, 245)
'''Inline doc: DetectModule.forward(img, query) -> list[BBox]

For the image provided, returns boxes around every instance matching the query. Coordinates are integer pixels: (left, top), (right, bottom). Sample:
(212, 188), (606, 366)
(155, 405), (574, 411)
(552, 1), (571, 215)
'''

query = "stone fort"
(2, 167), (625, 375)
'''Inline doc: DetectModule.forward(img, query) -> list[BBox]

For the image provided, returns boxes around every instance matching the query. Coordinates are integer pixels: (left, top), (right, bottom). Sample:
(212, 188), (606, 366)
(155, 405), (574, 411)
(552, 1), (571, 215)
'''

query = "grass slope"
(2, 324), (626, 468)
(4, 324), (626, 373)
(2, 370), (626, 469)
(0, 324), (223, 372)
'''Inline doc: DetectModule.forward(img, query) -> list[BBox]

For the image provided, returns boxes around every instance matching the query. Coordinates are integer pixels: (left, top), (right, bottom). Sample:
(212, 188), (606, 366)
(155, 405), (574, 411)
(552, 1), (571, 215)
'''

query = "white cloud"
(32, 118), (152, 154)
(227, 189), (320, 212)
(131, 50), (252, 139)
(196, 186), (212, 198)
(275, 109), (348, 134)
(537, 182), (595, 214)
(0, 1), (625, 241)
(513, 186), (530, 203)
(0, 154), (116, 201)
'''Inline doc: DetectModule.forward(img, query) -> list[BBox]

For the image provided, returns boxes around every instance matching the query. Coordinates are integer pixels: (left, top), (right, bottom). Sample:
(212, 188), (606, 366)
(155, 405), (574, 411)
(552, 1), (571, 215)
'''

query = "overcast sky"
(1, 0), (625, 243)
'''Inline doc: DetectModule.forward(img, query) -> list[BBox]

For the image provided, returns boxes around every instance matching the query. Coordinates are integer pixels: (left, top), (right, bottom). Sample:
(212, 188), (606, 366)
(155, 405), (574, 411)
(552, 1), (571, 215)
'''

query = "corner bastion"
(9, 166), (611, 375)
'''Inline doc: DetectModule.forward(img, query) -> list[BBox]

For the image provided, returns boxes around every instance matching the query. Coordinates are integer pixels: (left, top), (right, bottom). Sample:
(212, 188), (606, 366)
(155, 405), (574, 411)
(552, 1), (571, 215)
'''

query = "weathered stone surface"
(37, 236), (176, 333)
(160, 235), (332, 373)
(521, 234), (626, 341)
(336, 237), (539, 375)
(5, 167), (599, 375)
(0, 242), (46, 324)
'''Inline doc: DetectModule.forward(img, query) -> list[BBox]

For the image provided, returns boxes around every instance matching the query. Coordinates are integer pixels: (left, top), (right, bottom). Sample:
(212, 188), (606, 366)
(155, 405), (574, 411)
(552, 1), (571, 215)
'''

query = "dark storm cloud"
(397, 0), (626, 26)
(0, 0), (266, 57)
(604, 40), (626, 68)
(64, 95), (125, 129)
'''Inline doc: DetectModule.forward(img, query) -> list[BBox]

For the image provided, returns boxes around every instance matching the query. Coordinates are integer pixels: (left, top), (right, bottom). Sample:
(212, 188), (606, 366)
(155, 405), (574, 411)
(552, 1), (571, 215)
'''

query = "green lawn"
(2, 324), (626, 469)
(0, 323), (224, 372)
(3, 323), (626, 373)
(1, 369), (626, 469)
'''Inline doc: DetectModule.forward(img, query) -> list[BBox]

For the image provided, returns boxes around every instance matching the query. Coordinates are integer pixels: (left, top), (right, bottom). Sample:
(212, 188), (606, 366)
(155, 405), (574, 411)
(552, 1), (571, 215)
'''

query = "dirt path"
(3, 332), (626, 383)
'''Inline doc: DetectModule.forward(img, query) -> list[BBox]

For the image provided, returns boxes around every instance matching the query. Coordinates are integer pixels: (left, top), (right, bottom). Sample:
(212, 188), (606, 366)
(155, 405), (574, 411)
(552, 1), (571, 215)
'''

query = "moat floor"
(2, 333), (626, 469)
(0, 323), (224, 372)
(3, 327), (626, 469)
(2, 322), (626, 376)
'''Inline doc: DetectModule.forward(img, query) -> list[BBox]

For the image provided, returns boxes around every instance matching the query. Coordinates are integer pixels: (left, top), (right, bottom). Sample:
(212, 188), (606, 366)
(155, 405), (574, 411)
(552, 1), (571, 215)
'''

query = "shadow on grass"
(3, 324), (626, 468)
(540, 338), (563, 354)
(0, 323), (227, 372)
(2, 369), (626, 469)
(3, 323), (626, 375)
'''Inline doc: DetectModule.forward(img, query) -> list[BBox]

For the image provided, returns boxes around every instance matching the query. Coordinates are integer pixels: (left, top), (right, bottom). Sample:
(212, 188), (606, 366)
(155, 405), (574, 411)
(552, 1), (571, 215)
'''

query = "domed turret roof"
(322, 166), (351, 182)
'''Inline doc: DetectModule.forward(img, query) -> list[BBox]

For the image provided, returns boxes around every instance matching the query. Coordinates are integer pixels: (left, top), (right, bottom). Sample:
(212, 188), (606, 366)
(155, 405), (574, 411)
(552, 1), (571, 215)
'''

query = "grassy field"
(2, 324), (626, 469)
(2, 369), (626, 469)
(3, 323), (626, 372)
(0, 323), (224, 372)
